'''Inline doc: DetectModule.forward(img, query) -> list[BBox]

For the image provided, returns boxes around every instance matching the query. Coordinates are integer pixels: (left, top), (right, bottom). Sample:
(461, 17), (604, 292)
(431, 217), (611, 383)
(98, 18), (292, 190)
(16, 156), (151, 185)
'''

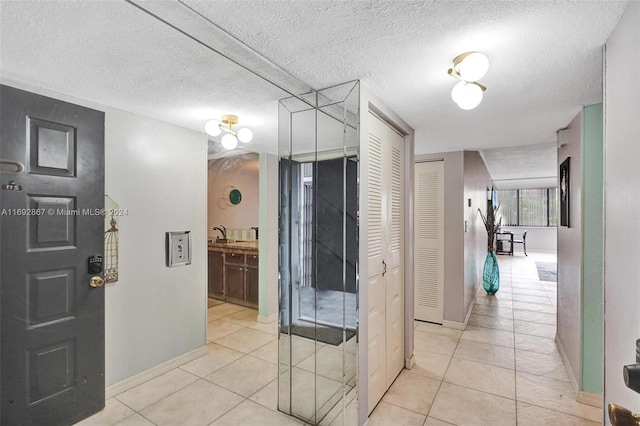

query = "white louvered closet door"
(367, 113), (405, 414)
(414, 161), (444, 323)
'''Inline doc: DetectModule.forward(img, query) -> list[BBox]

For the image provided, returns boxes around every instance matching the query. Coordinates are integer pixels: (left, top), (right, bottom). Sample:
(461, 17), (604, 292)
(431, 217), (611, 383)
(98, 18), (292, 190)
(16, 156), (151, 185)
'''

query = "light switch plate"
(166, 231), (191, 267)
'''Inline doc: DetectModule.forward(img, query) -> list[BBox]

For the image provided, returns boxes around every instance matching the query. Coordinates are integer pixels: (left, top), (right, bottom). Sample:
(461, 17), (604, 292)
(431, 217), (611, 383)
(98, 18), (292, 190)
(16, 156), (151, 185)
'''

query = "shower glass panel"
(278, 81), (359, 425)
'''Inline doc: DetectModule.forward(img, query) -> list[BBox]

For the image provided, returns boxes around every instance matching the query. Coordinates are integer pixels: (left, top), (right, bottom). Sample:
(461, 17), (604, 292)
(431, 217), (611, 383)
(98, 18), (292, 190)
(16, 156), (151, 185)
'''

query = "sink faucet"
(212, 225), (226, 239)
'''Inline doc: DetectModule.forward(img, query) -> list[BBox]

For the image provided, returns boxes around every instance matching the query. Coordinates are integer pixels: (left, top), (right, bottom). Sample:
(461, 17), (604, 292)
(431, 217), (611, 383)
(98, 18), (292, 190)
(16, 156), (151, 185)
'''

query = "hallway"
(78, 252), (602, 426)
(368, 252), (602, 425)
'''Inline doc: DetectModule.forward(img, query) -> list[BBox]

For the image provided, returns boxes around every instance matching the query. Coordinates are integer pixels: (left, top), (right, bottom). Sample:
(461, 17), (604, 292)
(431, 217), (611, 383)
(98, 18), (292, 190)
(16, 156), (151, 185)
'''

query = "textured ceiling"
(0, 1), (629, 182)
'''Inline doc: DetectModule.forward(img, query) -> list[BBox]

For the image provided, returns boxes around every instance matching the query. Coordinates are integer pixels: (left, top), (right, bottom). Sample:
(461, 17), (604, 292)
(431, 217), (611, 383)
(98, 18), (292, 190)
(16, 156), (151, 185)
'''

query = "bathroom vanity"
(208, 240), (259, 308)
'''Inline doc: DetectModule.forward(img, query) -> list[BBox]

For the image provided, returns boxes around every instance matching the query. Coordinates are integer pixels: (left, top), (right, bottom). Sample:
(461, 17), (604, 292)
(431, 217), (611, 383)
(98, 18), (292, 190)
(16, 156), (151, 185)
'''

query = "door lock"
(89, 276), (105, 288)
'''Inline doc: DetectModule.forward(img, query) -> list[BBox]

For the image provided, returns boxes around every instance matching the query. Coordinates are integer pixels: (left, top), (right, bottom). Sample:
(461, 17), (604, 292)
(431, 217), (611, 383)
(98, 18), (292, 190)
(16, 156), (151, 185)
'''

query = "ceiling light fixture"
(448, 51), (489, 110)
(204, 114), (253, 150)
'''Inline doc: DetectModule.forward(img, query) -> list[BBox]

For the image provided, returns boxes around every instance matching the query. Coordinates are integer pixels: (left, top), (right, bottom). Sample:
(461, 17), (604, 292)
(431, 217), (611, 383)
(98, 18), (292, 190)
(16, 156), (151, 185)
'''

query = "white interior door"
(367, 113), (405, 414)
(384, 123), (405, 386)
(414, 160), (444, 323)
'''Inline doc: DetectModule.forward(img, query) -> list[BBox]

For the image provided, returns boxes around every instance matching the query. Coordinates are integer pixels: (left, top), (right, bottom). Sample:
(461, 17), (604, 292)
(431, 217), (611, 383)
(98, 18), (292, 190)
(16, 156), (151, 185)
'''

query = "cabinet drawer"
(225, 252), (245, 265)
(246, 253), (259, 267)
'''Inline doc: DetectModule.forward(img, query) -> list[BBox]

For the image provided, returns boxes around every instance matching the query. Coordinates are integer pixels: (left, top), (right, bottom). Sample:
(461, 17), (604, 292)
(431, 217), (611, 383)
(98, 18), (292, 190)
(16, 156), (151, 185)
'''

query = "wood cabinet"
(208, 251), (224, 299)
(208, 247), (258, 308)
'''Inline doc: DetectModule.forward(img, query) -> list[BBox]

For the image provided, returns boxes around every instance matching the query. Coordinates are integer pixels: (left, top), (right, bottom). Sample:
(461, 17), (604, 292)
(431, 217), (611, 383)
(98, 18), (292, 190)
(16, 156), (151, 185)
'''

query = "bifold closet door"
(366, 112), (405, 414)
(414, 160), (444, 323)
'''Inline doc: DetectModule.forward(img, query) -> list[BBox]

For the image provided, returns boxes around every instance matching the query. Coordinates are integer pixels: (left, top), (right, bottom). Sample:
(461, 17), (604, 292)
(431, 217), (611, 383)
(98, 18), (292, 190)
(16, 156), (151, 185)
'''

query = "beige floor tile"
(511, 293), (552, 305)
(223, 309), (259, 327)
(515, 349), (570, 381)
(414, 331), (460, 357)
(514, 333), (559, 356)
(367, 401), (426, 426)
(424, 417), (455, 425)
(513, 309), (556, 325)
(113, 413), (155, 426)
(516, 372), (602, 422)
(141, 379), (243, 425)
(208, 298), (225, 307)
(115, 368), (198, 412)
(514, 320), (556, 339)
(443, 358), (515, 399)
(516, 402), (601, 425)
(206, 355), (278, 397)
(76, 398), (135, 426)
(250, 339), (279, 364)
(279, 368), (343, 422)
(468, 313), (514, 331)
(206, 319), (245, 342)
(211, 399), (302, 426)
(249, 378), (278, 411)
(207, 303), (249, 320)
(429, 382), (517, 426)
(512, 301), (556, 314)
(461, 326), (514, 348)
(415, 322), (463, 339)
(298, 345), (357, 384)
(214, 327), (276, 353)
(180, 343), (244, 377)
(280, 335), (323, 366)
(411, 350), (452, 380)
(380, 370), (440, 414)
(471, 304), (513, 318)
(511, 288), (550, 297)
(453, 339), (515, 370)
(249, 321), (279, 335)
(475, 296), (513, 308)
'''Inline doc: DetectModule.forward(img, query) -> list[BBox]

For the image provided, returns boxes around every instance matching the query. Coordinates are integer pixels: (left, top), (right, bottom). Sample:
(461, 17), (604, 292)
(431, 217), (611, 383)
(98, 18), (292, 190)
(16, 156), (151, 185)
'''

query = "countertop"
(208, 240), (259, 251)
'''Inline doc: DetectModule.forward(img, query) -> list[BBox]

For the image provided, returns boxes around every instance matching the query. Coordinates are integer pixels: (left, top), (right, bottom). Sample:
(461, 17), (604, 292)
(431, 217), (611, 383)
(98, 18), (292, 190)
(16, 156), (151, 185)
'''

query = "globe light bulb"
(456, 52), (489, 82)
(221, 133), (238, 150)
(237, 127), (253, 143)
(451, 82), (483, 110)
(204, 119), (222, 136)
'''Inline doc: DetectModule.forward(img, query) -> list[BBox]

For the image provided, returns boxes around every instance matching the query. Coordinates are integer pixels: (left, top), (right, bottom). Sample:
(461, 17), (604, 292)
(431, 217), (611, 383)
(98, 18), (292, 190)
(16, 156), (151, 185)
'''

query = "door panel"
(414, 161), (444, 323)
(1, 85), (105, 426)
(366, 113), (405, 413)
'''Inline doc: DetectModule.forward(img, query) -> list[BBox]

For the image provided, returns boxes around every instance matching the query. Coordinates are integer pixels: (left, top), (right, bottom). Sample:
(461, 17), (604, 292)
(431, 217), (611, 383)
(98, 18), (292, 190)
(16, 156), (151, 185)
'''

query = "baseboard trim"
(577, 391), (603, 408)
(257, 312), (278, 324)
(555, 335), (579, 398)
(442, 296), (475, 331)
(105, 345), (208, 399)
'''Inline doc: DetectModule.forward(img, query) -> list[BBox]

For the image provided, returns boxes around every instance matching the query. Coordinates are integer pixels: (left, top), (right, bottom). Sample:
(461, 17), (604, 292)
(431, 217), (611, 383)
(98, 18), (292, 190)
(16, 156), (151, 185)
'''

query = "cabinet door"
(245, 266), (259, 305)
(208, 251), (224, 298)
(225, 264), (245, 301)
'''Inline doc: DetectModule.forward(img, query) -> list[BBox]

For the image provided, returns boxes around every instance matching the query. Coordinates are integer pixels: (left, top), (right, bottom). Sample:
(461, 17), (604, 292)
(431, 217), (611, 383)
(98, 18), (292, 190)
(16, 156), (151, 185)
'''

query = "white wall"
(207, 154), (259, 235)
(557, 111), (583, 388)
(604, 2), (640, 420)
(105, 109), (207, 385)
(463, 151), (493, 318)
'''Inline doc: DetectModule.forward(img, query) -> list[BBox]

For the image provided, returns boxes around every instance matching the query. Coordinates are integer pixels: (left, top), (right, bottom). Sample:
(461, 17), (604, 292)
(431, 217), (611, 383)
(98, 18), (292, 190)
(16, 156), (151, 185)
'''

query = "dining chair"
(513, 230), (527, 256)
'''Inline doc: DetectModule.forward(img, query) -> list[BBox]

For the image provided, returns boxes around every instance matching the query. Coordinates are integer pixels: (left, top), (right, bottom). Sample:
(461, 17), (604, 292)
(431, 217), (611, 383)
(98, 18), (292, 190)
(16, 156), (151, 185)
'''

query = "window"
(496, 188), (558, 227)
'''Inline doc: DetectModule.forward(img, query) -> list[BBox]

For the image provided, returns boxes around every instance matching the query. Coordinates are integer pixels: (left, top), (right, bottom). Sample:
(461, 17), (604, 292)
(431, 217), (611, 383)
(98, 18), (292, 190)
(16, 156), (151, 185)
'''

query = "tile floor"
(368, 251), (603, 426)
(79, 251), (602, 426)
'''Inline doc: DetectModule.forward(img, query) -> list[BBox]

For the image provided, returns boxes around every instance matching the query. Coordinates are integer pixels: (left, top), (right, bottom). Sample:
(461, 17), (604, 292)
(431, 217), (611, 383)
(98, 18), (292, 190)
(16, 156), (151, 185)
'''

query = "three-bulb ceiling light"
(447, 52), (489, 110)
(205, 115), (253, 150)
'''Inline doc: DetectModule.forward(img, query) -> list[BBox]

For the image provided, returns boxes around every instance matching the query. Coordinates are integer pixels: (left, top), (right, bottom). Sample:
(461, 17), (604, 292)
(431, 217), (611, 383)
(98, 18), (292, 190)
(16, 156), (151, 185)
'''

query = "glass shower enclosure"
(278, 81), (360, 425)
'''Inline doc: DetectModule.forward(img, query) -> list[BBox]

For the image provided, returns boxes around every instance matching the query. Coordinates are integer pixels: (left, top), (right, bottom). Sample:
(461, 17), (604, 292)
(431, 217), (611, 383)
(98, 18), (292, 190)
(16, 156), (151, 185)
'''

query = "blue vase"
(483, 251), (500, 295)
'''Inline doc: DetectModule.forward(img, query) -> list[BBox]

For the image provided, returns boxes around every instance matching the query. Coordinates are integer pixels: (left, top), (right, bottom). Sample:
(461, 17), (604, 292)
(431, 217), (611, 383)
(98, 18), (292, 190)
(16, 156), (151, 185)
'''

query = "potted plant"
(478, 202), (501, 295)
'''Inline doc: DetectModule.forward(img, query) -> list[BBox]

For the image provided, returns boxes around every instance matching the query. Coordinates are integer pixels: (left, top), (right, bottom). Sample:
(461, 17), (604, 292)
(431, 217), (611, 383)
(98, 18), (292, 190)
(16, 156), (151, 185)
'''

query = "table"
(496, 232), (514, 255)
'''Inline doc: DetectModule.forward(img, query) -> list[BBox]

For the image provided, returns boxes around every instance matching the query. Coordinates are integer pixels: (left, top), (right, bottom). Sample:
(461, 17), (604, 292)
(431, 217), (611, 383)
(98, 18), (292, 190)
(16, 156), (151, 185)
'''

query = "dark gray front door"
(1, 85), (105, 426)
